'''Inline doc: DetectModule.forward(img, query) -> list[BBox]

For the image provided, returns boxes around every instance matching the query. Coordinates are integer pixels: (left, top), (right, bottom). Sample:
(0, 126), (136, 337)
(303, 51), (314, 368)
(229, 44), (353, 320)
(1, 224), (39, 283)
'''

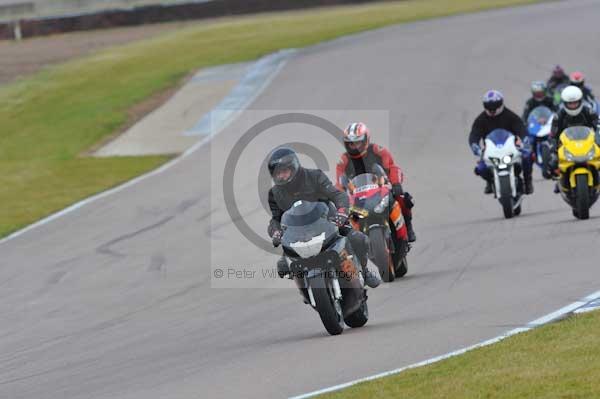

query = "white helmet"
(561, 85), (584, 116)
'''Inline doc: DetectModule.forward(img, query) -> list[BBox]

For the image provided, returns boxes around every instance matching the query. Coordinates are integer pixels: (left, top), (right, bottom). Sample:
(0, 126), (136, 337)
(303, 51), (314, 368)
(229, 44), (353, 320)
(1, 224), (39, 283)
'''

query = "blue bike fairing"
(486, 129), (513, 146)
(527, 106), (552, 136)
(528, 120), (542, 136)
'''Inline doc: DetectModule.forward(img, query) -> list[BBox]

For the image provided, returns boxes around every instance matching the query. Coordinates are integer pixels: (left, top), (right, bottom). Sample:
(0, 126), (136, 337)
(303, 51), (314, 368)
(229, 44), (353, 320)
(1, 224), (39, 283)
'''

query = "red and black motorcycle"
(341, 166), (409, 282)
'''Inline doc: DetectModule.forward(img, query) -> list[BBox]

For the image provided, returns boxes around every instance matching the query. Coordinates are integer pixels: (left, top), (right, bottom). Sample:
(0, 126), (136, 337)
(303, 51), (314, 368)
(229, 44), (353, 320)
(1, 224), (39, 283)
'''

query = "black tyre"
(541, 144), (551, 179)
(312, 277), (344, 335)
(344, 298), (369, 328)
(391, 238), (408, 278)
(369, 227), (394, 282)
(575, 174), (590, 220)
(499, 175), (514, 219)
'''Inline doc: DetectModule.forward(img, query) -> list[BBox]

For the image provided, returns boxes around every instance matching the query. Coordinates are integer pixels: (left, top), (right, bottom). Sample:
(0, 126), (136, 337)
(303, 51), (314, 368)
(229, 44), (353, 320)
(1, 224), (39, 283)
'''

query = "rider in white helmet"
(545, 86), (599, 178)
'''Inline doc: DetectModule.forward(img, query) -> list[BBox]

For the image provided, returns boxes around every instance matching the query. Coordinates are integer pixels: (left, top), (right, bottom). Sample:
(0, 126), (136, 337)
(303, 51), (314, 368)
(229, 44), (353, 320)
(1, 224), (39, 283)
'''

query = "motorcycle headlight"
(564, 148), (574, 162)
(350, 207), (368, 218)
(502, 155), (512, 164)
(488, 157), (500, 166)
(290, 232), (326, 259)
(567, 147), (596, 163)
(586, 147), (596, 160)
(374, 195), (389, 214)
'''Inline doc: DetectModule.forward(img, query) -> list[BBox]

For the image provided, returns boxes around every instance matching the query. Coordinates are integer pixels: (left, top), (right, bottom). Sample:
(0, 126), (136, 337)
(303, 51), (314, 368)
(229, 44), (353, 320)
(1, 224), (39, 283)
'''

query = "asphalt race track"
(2, 1), (600, 398)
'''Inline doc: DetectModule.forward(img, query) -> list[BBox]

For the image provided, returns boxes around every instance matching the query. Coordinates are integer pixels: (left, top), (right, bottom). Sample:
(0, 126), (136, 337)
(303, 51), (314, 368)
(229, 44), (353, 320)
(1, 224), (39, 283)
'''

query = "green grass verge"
(320, 310), (600, 399)
(0, 0), (541, 238)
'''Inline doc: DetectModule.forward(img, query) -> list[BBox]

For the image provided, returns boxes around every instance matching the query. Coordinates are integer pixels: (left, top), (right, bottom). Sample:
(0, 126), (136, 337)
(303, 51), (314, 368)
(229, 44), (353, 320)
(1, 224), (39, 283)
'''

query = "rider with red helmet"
(335, 122), (417, 243)
(569, 71), (595, 104)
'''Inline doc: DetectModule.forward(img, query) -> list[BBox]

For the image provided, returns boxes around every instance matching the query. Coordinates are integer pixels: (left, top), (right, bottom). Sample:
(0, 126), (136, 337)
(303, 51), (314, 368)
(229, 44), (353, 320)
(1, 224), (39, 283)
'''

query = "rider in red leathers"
(335, 122), (417, 243)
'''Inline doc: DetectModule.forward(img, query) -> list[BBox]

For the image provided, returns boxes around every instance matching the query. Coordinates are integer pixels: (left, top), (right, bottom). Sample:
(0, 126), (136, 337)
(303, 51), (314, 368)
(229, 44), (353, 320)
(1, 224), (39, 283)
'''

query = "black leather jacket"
(468, 108), (527, 146)
(547, 76), (570, 91)
(268, 168), (349, 231)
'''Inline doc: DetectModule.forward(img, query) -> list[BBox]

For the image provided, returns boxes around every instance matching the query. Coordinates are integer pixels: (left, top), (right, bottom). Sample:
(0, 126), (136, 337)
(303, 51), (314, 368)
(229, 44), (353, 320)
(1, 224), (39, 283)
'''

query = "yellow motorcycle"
(557, 126), (600, 219)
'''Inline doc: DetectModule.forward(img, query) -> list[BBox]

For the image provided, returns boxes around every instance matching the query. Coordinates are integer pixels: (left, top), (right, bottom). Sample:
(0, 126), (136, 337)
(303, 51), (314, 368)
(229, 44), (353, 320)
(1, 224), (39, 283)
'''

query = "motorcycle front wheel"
(311, 276), (344, 335)
(369, 227), (395, 282)
(575, 174), (590, 220)
(499, 175), (514, 219)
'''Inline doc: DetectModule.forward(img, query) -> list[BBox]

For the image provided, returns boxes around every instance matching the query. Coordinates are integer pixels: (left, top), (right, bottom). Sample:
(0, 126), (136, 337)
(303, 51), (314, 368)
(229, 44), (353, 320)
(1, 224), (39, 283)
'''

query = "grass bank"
(0, 0), (541, 238)
(321, 310), (600, 399)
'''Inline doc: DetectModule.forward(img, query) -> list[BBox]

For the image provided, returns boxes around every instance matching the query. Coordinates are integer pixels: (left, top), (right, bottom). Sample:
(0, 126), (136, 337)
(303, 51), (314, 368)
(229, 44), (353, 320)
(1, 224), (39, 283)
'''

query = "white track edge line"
(289, 289), (600, 399)
(0, 51), (294, 247)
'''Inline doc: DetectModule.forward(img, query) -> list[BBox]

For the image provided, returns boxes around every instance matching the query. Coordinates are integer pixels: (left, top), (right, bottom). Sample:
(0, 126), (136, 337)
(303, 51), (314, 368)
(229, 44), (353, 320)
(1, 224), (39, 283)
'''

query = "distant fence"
(0, 2), (34, 19)
(0, 0), (383, 40)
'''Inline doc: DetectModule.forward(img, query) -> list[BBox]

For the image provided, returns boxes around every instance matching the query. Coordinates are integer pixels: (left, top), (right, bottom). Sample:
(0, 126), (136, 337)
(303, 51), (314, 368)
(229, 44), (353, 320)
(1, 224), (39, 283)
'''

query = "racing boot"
(484, 180), (493, 194)
(405, 214), (417, 243)
(524, 176), (534, 195)
(361, 258), (381, 288)
(348, 230), (380, 288)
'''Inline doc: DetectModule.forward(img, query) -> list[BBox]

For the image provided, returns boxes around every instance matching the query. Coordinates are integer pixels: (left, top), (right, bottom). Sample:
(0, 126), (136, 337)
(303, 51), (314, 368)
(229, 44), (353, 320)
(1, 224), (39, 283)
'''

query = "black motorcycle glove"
(392, 183), (404, 198)
(268, 219), (283, 247)
(331, 208), (349, 227)
(271, 230), (282, 247)
(403, 191), (415, 209)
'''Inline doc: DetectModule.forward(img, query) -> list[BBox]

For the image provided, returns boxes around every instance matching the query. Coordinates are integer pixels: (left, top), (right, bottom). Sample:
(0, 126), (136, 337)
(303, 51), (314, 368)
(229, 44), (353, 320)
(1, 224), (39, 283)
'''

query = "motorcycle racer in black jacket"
(469, 90), (534, 195)
(267, 147), (381, 288)
(522, 81), (556, 121)
(545, 85), (599, 179)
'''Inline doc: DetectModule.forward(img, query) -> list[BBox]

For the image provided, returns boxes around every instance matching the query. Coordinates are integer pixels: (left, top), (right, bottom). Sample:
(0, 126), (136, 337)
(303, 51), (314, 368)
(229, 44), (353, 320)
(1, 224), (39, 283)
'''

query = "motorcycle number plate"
(497, 170), (509, 176)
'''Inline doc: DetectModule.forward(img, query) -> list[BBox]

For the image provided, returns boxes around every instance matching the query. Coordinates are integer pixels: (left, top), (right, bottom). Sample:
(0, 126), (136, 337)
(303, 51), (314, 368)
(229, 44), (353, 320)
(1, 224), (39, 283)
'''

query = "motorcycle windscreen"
(528, 106), (553, 128)
(350, 173), (380, 193)
(486, 129), (514, 146)
(281, 201), (338, 257)
(562, 126), (594, 141)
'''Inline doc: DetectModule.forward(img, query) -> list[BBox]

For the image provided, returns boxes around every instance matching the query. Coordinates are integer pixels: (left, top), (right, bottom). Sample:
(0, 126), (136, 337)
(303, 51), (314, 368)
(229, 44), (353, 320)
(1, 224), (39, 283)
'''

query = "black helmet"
(268, 147), (301, 186)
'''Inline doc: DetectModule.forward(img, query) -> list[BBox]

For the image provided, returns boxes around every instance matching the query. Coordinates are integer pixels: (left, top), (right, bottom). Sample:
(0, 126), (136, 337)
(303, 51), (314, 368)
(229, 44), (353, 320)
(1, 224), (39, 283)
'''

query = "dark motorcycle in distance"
(281, 200), (369, 335)
(341, 165), (409, 282)
(526, 105), (553, 176)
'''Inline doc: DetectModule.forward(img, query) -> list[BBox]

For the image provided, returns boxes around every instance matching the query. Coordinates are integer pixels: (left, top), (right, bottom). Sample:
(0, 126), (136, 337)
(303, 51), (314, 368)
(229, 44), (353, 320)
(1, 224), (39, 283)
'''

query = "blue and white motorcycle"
(526, 105), (553, 175)
(483, 129), (525, 219)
